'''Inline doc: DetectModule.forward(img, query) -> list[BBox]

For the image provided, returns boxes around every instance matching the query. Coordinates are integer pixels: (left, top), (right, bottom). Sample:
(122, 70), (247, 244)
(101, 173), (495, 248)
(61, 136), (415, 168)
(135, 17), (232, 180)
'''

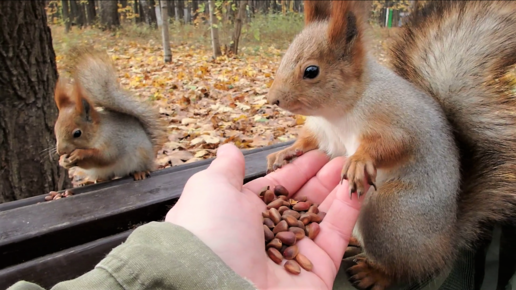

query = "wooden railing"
(0, 141), (292, 289)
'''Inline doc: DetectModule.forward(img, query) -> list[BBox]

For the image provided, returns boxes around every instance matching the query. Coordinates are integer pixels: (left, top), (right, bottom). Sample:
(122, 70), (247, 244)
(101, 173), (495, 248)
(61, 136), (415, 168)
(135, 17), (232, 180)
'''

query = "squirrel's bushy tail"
(69, 47), (167, 156)
(389, 1), (516, 247)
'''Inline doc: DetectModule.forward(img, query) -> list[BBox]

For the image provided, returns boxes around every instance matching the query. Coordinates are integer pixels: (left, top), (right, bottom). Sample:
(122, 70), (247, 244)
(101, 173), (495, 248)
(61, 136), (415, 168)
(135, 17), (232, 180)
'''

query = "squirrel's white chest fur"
(305, 115), (370, 244)
(305, 116), (360, 158)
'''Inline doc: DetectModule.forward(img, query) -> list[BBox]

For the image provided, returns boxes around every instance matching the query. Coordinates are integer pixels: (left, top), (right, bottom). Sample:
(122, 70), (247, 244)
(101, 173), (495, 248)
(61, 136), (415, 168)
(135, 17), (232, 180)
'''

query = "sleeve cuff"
(95, 221), (258, 290)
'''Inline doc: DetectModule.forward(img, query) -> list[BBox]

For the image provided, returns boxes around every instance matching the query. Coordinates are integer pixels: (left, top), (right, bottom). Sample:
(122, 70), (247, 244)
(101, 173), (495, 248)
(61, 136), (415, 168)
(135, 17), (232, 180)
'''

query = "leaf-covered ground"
(51, 24), (390, 176)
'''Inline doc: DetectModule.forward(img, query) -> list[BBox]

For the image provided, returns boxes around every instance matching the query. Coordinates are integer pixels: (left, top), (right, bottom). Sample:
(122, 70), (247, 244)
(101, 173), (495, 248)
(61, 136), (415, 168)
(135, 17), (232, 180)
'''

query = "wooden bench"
(0, 141), (292, 289)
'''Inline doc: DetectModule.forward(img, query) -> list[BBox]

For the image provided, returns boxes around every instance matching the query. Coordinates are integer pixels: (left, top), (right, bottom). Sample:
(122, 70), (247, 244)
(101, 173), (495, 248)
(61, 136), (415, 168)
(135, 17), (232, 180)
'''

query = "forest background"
(0, 0), (434, 202)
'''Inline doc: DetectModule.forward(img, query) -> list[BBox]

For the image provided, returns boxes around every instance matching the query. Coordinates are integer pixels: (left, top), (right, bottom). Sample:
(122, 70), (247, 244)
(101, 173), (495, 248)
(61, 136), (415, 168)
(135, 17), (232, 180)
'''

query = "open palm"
(166, 143), (365, 289)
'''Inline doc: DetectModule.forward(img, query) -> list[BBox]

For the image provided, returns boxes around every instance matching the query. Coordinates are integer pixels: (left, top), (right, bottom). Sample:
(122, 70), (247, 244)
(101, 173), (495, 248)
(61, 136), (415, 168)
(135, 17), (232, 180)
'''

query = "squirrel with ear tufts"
(53, 50), (167, 184)
(266, 1), (516, 289)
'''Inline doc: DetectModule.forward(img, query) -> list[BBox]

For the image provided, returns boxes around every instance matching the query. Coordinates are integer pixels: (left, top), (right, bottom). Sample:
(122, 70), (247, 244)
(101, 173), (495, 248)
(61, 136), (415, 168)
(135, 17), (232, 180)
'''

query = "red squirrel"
(54, 49), (167, 183)
(266, 1), (516, 289)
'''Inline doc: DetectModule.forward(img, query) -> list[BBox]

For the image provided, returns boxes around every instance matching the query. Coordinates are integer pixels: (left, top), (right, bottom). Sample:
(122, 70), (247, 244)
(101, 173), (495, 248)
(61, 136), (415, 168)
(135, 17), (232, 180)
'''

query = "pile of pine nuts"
(260, 185), (325, 275)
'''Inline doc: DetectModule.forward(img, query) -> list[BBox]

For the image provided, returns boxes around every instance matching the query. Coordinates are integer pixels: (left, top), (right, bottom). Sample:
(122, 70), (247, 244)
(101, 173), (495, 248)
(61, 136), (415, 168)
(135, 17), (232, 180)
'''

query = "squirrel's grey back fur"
(389, 0), (516, 248)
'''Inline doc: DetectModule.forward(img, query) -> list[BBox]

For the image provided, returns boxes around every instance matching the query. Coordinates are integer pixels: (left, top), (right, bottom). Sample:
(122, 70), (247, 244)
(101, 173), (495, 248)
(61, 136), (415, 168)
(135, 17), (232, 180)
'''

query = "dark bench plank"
(0, 141), (289, 213)
(0, 142), (291, 270)
(0, 230), (133, 290)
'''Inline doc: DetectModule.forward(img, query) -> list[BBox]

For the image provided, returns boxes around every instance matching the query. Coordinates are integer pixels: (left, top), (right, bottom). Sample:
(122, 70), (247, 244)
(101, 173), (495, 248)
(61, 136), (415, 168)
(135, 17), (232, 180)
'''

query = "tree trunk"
(0, 1), (70, 203)
(230, 0), (247, 55)
(208, 0), (221, 57)
(99, 0), (120, 30)
(140, 0), (158, 28)
(119, 0), (128, 22)
(175, 0), (184, 23)
(70, 0), (85, 28)
(85, 0), (96, 26)
(133, 0), (141, 24)
(183, 1), (191, 24)
(61, 0), (71, 33)
(160, 0), (172, 63)
(167, 0), (174, 18)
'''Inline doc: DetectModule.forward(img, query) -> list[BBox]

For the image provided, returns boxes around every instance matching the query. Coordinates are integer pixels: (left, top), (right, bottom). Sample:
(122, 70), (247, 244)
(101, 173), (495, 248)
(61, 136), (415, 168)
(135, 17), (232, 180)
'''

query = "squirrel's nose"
(267, 94), (280, 106)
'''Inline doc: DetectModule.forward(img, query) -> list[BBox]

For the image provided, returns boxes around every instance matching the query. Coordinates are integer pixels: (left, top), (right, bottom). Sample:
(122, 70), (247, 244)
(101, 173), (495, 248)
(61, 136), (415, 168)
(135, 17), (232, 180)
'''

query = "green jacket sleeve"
(7, 222), (257, 290)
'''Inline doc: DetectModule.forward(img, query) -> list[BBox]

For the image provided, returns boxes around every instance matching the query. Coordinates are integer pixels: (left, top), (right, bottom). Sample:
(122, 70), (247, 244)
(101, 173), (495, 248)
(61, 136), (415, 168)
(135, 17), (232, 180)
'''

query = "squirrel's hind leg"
(344, 236), (363, 259)
(345, 255), (393, 290)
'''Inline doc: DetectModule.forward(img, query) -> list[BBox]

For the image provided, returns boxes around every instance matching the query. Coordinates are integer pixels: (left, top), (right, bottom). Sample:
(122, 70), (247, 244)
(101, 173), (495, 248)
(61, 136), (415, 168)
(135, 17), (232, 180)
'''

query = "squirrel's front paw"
(59, 154), (75, 169)
(67, 150), (85, 164)
(266, 147), (304, 174)
(341, 155), (377, 198)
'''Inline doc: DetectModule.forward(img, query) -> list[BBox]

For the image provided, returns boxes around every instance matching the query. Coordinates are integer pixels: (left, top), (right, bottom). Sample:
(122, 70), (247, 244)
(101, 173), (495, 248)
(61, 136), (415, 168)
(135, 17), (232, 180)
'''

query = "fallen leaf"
(195, 150), (210, 158)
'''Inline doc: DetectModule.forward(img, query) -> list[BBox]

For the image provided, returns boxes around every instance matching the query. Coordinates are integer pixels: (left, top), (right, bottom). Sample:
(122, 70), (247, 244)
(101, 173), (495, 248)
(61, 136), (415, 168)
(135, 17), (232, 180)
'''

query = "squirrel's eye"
(303, 65), (319, 79)
(73, 130), (82, 138)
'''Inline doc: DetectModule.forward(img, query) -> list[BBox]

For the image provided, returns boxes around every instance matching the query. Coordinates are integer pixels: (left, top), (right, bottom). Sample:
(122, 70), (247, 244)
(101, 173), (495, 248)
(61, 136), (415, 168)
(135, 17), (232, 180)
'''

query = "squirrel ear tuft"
(73, 81), (98, 123)
(54, 78), (73, 110)
(328, 0), (371, 65)
(327, 1), (370, 57)
(304, 0), (331, 25)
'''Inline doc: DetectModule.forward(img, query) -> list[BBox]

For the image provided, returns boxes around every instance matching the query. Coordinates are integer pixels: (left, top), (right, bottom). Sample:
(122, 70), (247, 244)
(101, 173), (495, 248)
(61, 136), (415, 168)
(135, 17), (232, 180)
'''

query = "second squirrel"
(266, 1), (516, 289)
(53, 50), (167, 183)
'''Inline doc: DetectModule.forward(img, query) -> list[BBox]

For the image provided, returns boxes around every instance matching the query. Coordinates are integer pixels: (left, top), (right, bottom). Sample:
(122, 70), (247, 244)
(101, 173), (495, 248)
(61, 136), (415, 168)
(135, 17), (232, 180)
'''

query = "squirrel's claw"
(342, 155), (377, 199)
(346, 255), (392, 290)
(365, 160), (377, 191)
(131, 171), (151, 181)
(266, 147), (305, 174)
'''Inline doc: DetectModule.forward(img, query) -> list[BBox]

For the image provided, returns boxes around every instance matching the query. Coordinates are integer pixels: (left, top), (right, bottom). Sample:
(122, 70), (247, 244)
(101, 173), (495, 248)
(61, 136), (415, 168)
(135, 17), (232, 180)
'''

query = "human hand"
(166, 143), (367, 289)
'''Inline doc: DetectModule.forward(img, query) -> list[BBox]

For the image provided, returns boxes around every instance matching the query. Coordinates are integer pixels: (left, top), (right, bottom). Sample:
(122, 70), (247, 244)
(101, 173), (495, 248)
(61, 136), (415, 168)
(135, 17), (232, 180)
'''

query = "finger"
(314, 182), (365, 269)
(244, 150), (330, 195)
(318, 181), (370, 213)
(290, 156), (345, 205)
(206, 143), (246, 190)
(294, 239), (339, 289)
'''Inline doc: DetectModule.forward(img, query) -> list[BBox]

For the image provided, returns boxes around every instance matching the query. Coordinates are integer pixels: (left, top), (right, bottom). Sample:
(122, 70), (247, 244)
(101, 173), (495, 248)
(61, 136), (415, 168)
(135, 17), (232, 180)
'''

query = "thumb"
(206, 143), (246, 190)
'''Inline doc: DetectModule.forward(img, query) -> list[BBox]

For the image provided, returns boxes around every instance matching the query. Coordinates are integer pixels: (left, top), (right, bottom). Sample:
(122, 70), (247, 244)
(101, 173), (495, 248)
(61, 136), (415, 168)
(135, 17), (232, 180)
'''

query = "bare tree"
(70, 0), (85, 29)
(99, 0), (120, 30)
(230, 0), (248, 55)
(208, 0), (221, 57)
(85, 0), (96, 26)
(175, 0), (184, 23)
(160, 0), (172, 63)
(0, 1), (70, 203)
(183, 1), (191, 24)
(140, 0), (158, 28)
(133, 0), (141, 24)
(61, 0), (71, 33)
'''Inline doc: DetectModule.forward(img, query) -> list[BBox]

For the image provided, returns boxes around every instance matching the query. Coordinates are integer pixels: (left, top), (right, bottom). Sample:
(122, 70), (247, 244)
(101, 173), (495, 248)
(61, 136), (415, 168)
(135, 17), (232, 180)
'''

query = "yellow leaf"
(233, 115), (247, 122)
(295, 115), (306, 125)
(195, 150), (210, 158)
